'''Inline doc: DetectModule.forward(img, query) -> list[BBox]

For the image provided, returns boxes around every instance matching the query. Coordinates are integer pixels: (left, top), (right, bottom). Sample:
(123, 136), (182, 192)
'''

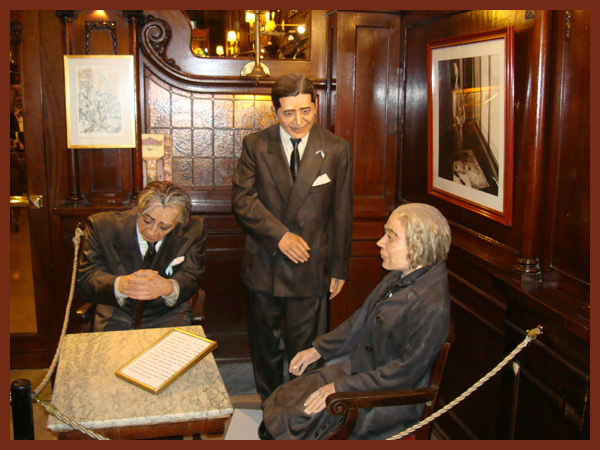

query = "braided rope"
(30, 226), (111, 440)
(387, 326), (543, 440)
(33, 227), (84, 397)
(35, 399), (110, 440)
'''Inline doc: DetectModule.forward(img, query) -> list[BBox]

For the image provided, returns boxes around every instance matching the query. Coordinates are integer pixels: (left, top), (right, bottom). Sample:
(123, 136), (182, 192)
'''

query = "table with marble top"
(46, 325), (232, 440)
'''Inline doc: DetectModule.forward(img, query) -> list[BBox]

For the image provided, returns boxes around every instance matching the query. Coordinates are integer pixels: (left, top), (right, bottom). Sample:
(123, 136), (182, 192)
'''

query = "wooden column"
(56, 10), (83, 202)
(514, 10), (551, 277)
(124, 10), (144, 201)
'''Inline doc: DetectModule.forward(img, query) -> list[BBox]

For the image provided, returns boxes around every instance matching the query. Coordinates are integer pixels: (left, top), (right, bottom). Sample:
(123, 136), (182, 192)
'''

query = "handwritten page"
(117, 329), (214, 391)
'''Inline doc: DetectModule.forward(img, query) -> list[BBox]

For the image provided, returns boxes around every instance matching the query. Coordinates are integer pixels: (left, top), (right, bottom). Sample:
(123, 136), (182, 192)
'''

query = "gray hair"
(390, 203), (451, 269)
(138, 181), (191, 227)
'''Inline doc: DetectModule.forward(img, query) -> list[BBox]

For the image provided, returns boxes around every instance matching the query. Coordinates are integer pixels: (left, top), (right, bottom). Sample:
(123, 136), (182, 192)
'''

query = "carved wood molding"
(139, 15), (316, 89)
(140, 16), (182, 73)
(85, 21), (118, 55)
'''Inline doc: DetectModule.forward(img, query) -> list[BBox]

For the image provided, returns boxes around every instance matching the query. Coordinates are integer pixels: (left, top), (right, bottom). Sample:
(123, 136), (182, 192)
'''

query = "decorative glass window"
(145, 72), (276, 189)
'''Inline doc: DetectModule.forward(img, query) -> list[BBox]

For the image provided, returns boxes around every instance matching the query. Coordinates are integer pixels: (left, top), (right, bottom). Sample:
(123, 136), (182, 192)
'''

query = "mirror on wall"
(184, 10), (310, 60)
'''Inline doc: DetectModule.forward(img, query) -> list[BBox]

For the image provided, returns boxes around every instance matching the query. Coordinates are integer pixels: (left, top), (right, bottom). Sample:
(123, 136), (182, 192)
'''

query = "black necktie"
(143, 241), (156, 269)
(137, 241), (156, 329)
(290, 138), (301, 180)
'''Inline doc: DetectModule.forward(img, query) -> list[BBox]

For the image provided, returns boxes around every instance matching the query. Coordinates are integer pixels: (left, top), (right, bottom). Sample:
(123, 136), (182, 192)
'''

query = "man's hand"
(118, 270), (174, 300)
(289, 347), (322, 377)
(304, 383), (336, 415)
(278, 232), (311, 263)
(329, 278), (345, 300)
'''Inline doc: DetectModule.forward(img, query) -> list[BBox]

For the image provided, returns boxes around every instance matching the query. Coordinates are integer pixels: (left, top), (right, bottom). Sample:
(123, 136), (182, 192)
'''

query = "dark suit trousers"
(246, 289), (328, 401)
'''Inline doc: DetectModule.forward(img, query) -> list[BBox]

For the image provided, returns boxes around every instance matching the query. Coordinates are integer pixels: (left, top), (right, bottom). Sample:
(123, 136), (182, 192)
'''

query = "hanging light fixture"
(240, 10), (270, 79)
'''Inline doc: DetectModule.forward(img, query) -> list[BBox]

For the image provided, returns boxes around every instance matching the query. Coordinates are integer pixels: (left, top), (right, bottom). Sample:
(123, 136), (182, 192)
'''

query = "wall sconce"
(240, 10), (270, 79)
(227, 30), (238, 57)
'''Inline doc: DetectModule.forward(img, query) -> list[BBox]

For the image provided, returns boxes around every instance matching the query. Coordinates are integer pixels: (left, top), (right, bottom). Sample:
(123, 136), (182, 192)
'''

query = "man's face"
(138, 206), (180, 243)
(377, 215), (411, 272)
(273, 93), (316, 139)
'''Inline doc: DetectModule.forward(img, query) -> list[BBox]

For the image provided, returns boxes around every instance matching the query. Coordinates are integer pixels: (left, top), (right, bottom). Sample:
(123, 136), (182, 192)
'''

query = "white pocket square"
(312, 173), (331, 187)
(166, 256), (185, 276)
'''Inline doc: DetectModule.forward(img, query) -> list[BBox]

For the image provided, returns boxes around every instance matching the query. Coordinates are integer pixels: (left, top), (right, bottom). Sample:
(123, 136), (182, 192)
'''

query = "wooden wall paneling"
(199, 215), (247, 361)
(399, 10), (589, 440)
(328, 11), (401, 324)
(124, 10), (145, 200)
(55, 10), (82, 202)
(436, 301), (506, 439)
(334, 11), (400, 214)
(502, 319), (589, 439)
(541, 10), (590, 302)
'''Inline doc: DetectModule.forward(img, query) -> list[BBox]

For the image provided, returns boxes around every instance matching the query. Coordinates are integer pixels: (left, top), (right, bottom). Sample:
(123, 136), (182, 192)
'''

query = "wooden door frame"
(10, 10), (56, 369)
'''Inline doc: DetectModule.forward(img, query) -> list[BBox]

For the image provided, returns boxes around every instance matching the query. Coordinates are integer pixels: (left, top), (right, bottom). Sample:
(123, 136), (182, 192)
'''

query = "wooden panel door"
(328, 11), (401, 326)
(10, 10), (58, 369)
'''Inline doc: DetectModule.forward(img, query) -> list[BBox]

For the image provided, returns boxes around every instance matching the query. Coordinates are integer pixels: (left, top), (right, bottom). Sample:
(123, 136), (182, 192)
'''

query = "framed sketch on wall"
(427, 27), (514, 225)
(64, 55), (136, 148)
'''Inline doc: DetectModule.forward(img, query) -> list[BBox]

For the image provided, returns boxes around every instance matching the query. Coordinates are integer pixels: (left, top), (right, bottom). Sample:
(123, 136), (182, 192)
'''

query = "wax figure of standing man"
(77, 181), (207, 331)
(232, 73), (353, 401)
(261, 203), (452, 440)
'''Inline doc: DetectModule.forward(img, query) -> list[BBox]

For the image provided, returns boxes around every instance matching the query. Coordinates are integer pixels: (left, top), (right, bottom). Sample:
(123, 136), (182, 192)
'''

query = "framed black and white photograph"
(427, 27), (514, 225)
(64, 55), (136, 148)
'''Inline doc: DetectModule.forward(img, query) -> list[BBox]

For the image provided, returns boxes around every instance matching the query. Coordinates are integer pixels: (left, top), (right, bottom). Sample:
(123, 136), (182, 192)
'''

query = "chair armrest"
(75, 302), (96, 324)
(191, 289), (205, 325)
(323, 387), (438, 440)
(327, 387), (438, 415)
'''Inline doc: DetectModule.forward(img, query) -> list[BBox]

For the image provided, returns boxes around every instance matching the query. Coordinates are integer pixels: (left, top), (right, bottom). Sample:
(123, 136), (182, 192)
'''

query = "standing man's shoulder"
(243, 125), (279, 148)
(312, 124), (350, 150)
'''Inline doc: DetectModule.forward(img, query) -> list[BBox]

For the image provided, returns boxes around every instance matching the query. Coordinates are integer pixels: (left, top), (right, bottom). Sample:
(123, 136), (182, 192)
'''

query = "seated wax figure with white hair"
(261, 203), (452, 440)
(77, 181), (207, 331)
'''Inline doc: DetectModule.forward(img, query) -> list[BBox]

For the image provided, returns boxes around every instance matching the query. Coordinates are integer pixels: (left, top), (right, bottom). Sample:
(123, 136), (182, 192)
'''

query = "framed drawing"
(427, 27), (514, 225)
(64, 55), (136, 148)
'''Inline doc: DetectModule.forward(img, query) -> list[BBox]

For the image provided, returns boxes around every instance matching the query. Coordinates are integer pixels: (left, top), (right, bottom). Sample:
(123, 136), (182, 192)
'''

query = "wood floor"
(10, 211), (37, 334)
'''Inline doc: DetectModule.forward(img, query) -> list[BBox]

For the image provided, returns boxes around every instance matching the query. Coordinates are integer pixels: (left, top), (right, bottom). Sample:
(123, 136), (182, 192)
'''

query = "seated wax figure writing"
(77, 181), (207, 331)
(261, 203), (451, 440)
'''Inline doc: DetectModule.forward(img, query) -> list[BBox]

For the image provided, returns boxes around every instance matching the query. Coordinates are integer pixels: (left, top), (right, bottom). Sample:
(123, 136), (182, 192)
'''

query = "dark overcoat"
(263, 260), (451, 439)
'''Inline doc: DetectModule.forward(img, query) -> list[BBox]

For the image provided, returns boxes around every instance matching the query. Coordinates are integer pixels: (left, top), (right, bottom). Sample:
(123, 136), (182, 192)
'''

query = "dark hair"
(271, 73), (316, 111)
(138, 181), (192, 227)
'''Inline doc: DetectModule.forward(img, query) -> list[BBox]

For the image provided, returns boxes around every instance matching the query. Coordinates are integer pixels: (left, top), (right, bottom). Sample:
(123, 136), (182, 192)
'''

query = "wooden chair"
(74, 288), (206, 332)
(323, 319), (454, 440)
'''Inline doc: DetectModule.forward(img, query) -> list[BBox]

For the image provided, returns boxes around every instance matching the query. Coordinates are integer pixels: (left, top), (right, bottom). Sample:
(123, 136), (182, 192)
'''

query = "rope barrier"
(28, 226), (112, 440)
(34, 399), (110, 440)
(387, 325), (543, 440)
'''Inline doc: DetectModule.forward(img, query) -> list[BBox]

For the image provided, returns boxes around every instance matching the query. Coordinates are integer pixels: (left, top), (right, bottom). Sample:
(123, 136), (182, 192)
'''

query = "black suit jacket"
(77, 208), (207, 324)
(232, 123), (353, 297)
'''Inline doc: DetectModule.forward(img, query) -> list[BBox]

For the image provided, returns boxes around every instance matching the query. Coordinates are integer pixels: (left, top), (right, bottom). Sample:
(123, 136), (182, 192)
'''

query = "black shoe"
(258, 421), (273, 440)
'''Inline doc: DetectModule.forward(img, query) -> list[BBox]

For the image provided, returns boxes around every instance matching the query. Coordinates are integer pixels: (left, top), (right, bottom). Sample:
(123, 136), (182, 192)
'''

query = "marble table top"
(47, 326), (233, 433)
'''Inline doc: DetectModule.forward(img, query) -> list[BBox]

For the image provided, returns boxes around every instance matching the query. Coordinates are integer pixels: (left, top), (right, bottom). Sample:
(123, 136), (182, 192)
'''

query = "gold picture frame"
(115, 328), (217, 395)
(64, 55), (136, 148)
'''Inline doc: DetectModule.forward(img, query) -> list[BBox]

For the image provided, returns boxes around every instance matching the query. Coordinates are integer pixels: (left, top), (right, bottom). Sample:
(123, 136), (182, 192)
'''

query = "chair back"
(414, 317), (454, 439)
